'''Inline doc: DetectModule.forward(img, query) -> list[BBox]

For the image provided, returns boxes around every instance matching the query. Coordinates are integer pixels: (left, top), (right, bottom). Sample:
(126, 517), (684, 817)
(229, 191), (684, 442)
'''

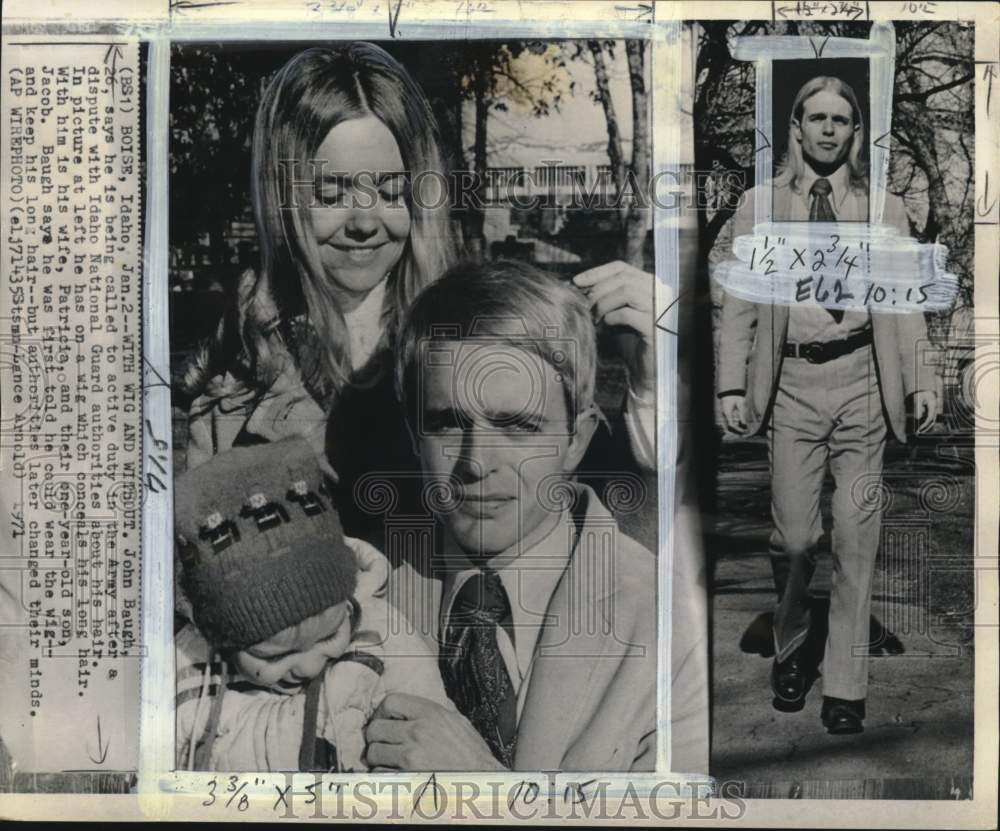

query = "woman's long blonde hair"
(186, 43), (455, 406)
(775, 75), (868, 195)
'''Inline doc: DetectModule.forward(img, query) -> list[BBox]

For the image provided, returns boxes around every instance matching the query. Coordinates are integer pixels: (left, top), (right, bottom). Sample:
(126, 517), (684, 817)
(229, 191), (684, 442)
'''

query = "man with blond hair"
(718, 75), (937, 734)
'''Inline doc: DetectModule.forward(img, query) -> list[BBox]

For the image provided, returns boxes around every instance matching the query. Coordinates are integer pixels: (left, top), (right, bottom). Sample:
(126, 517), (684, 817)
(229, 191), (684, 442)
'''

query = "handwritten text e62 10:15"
(795, 275), (934, 307)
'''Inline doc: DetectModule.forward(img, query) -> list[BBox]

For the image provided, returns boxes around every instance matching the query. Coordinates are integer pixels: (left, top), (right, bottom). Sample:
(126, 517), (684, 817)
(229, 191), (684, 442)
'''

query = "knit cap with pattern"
(174, 437), (357, 650)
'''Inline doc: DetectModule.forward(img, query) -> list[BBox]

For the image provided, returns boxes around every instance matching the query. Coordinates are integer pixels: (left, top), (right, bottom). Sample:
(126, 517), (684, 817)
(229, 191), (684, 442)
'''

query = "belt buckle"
(801, 342), (828, 363)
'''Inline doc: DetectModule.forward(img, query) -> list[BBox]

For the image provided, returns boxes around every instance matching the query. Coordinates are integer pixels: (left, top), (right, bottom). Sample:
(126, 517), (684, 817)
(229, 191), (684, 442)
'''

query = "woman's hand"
(343, 536), (389, 601)
(572, 261), (656, 398)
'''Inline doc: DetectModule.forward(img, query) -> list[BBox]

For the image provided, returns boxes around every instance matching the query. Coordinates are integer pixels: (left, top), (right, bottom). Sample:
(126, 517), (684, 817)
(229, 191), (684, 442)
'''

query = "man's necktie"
(809, 177), (843, 322)
(439, 568), (518, 768)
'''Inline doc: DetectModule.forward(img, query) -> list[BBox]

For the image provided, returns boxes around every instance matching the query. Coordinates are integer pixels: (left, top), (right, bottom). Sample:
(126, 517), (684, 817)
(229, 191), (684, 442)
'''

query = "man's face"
(416, 341), (594, 559)
(793, 88), (859, 169)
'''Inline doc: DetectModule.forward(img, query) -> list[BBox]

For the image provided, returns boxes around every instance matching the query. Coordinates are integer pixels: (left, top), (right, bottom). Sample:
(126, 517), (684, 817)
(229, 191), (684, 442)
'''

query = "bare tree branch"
(894, 72), (974, 103)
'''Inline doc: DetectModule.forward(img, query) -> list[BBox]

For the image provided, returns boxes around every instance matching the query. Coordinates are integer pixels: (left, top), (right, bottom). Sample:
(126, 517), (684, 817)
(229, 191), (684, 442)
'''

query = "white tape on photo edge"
(869, 21), (895, 227)
(652, 17), (680, 777)
(717, 24), (959, 314)
(652, 17), (711, 782)
(138, 36), (176, 816)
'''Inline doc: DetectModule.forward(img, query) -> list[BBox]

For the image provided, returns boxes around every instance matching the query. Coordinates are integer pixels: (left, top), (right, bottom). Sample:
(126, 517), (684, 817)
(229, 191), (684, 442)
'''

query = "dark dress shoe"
(821, 697), (865, 734)
(771, 654), (810, 712)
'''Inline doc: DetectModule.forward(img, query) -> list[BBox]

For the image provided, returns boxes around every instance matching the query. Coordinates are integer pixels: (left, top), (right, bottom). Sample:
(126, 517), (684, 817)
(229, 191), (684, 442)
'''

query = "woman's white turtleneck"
(342, 275), (388, 371)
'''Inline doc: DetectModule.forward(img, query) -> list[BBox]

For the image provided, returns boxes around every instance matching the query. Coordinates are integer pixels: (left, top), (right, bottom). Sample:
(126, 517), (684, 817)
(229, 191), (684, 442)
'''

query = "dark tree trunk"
(692, 22), (747, 275)
(462, 56), (490, 261)
(624, 39), (650, 268)
(588, 40), (628, 241)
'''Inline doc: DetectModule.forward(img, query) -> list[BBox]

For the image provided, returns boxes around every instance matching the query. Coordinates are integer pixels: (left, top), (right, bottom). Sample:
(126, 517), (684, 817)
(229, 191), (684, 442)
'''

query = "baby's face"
(232, 600), (355, 695)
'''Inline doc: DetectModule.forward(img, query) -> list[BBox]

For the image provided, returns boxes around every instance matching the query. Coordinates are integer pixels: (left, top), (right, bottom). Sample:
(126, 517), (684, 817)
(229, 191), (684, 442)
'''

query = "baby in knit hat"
(174, 437), (450, 772)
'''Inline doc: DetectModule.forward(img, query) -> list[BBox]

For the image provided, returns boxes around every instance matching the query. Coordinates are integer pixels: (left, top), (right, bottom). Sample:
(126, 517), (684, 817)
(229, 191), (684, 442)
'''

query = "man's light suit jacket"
(717, 182), (935, 442)
(385, 485), (668, 772)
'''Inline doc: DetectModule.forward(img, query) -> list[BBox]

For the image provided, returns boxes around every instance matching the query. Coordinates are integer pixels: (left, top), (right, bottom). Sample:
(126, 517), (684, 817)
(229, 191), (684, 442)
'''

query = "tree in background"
(447, 41), (574, 258)
(891, 21), (976, 316)
(170, 48), (285, 277)
(584, 40), (651, 268)
(170, 41), (653, 280)
(169, 42), (576, 267)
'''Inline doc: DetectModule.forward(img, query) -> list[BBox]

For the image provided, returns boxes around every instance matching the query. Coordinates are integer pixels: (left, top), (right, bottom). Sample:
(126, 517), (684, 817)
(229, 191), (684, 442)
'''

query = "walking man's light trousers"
(768, 343), (888, 701)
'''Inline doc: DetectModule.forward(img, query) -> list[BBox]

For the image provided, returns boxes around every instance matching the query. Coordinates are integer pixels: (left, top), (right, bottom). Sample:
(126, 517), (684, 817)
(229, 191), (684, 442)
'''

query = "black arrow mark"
(809, 36), (831, 59)
(87, 715), (110, 765)
(103, 43), (123, 68)
(614, 3), (653, 22)
(755, 128), (772, 154)
(984, 64), (996, 118)
(977, 170), (997, 218)
(169, 0), (240, 14)
(654, 290), (689, 336)
(387, 0), (403, 38)
(104, 44), (125, 104)
(873, 131), (892, 151)
(142, 355), (170, 391)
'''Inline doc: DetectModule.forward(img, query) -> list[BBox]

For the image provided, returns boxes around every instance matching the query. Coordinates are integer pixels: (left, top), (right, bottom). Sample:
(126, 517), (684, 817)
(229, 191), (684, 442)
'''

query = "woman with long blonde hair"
(183, 42), (657, 545)
(185, 44), (453, 407)
(183, 43), (455, 541)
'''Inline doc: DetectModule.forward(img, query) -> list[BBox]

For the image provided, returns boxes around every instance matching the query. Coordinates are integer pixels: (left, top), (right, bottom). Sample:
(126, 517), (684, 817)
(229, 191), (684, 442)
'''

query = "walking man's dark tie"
(809, 177), (843, 322)
(439, 568), (518, 767)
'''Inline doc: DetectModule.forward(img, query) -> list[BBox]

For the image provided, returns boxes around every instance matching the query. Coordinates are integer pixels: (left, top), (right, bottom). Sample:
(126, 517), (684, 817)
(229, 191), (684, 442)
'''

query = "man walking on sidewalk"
(717, 75), (937, 734)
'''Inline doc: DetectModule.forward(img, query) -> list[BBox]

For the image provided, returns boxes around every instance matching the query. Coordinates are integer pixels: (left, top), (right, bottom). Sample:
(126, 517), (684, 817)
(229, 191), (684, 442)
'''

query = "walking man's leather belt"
(783, 328), (873, 364)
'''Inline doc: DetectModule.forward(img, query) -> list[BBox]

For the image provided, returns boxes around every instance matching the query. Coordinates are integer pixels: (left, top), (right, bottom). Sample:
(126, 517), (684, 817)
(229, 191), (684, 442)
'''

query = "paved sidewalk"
(707, 440), (975, 798)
